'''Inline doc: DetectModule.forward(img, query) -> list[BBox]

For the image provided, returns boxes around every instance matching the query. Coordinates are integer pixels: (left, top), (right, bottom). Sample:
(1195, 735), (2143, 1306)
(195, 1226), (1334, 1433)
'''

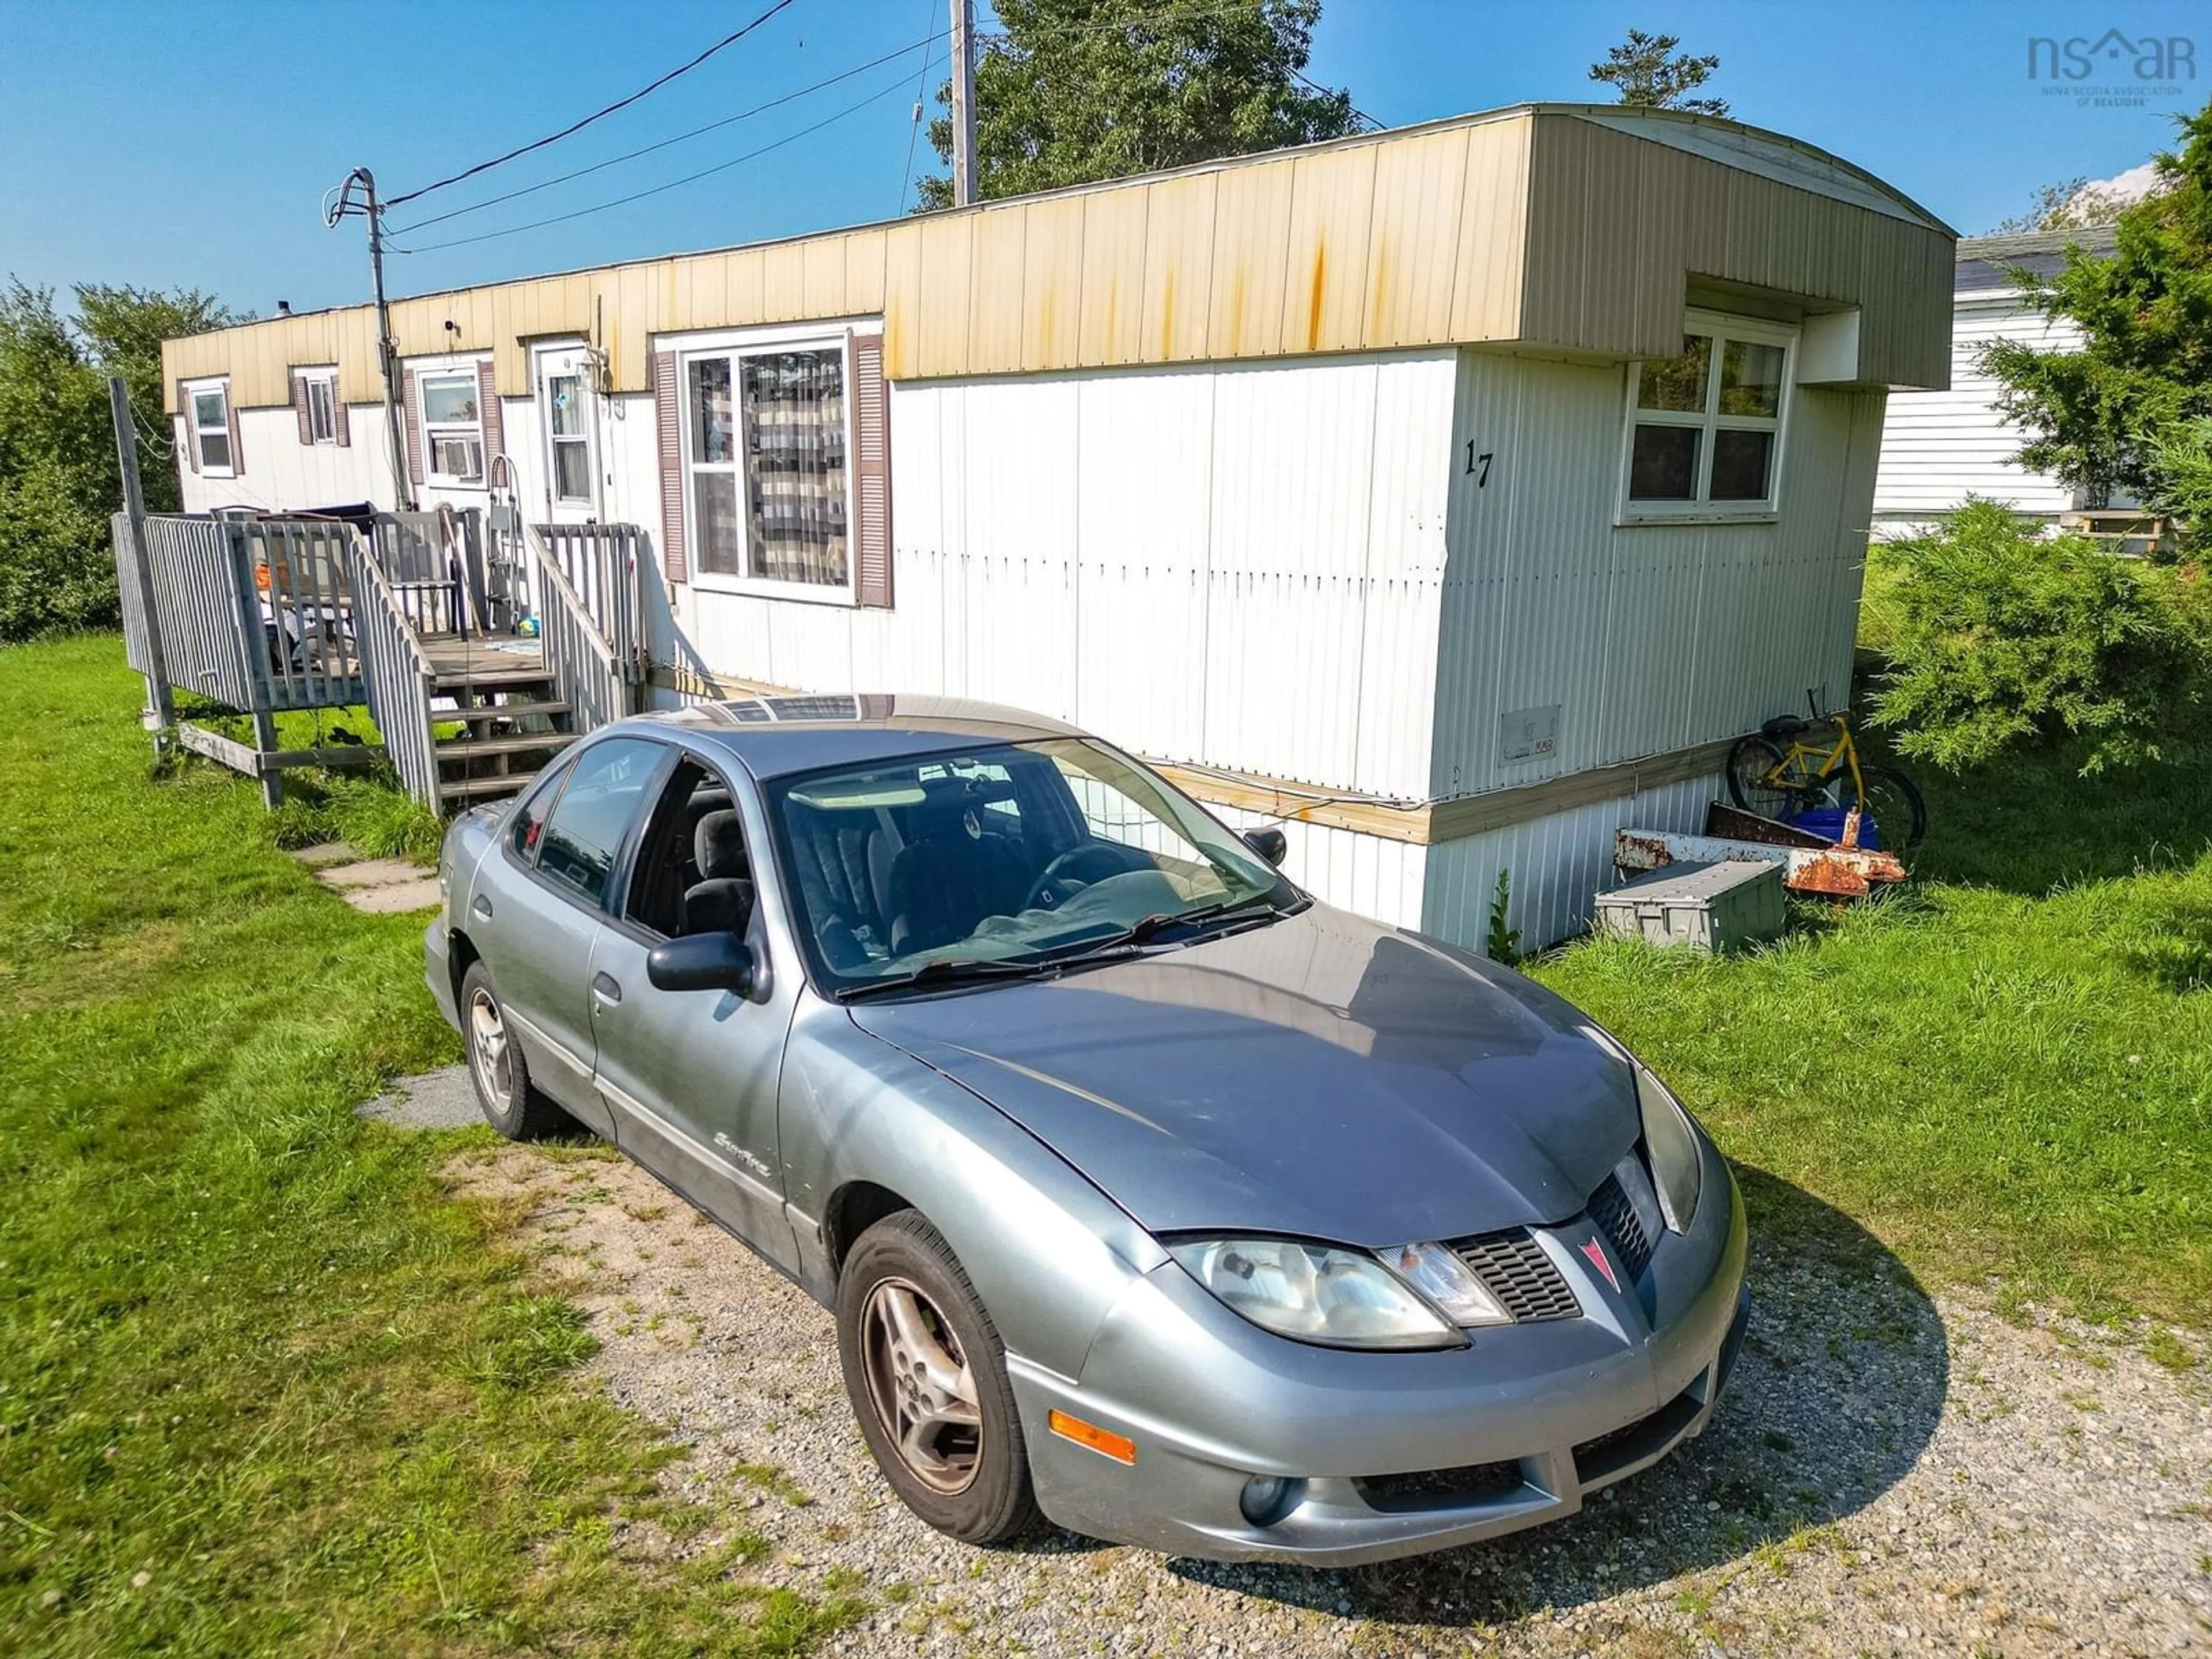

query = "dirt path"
(448, 1143), (2212, 1658)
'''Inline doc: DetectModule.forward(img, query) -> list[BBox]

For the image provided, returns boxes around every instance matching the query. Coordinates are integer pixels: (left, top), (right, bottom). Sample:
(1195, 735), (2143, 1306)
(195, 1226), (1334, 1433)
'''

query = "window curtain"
(741, 349), (847, 586)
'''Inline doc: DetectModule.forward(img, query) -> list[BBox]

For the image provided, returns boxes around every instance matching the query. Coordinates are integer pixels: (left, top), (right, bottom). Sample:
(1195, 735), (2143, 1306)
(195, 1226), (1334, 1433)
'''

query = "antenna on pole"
(326, 168), (416, 510)
(950, 0), (976, 206)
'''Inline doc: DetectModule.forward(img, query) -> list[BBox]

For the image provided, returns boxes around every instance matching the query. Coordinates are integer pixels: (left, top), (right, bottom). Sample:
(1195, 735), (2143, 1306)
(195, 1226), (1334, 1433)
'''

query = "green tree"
(1982, 99), (2212, 531)
(1987, 175), (2133, 235)
(915, 0), (1359, 210)
(0, 280), (236, 639)
(1588, 29), (1728, 116)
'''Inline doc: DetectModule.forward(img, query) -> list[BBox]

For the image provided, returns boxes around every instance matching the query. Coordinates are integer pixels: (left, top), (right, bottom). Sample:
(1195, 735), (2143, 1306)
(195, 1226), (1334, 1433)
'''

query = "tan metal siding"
(161, 106), (1948, 410)
(1517, 115), (1952, 387)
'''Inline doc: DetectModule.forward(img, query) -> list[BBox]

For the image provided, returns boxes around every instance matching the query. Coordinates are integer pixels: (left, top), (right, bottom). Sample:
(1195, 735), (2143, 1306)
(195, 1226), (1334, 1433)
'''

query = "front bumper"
(1010, 1145), (1749, 1566)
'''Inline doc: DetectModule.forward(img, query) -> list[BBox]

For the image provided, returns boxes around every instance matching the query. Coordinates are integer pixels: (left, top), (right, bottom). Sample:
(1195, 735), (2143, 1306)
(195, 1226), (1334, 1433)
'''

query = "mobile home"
(158, 102), (1955, 952)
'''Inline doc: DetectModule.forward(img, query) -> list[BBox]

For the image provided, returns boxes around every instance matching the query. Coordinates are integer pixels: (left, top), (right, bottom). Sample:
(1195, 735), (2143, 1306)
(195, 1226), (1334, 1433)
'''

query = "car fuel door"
(587, 757), (802, 1271)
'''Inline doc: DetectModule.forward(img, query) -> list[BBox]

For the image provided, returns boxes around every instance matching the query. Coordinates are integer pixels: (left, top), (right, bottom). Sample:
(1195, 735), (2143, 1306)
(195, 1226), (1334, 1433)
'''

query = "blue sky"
(1, 1), (2205, 317)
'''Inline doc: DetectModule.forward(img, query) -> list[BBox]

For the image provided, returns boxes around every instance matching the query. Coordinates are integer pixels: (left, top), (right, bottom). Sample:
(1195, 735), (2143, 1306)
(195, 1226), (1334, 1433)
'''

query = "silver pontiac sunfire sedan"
(426, 696), (1749, 1566)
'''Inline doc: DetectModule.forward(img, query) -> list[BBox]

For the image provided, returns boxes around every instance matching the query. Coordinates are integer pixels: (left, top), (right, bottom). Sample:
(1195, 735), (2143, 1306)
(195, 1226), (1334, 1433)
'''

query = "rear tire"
(1725, 736), (1805, 821)
(459, 962), (569, 1140)
(836, 1210), (1041, 1546)
(1825, 765), (1927, 851)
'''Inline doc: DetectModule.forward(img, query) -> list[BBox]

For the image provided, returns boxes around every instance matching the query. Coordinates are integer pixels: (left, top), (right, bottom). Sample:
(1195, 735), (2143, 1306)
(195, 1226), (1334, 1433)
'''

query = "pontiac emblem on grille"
(1579, 1237), (1621, 1293)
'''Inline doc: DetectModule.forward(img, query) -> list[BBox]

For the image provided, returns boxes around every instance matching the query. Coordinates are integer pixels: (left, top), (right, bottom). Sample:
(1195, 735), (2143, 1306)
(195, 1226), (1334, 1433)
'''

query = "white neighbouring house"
(1872, 226), (2120, 536)
(161, 103), (1955, 953)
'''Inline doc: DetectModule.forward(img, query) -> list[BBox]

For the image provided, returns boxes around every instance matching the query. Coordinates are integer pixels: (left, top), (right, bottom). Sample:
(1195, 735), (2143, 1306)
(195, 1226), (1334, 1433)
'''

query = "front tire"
(1726, 735), (1803, 821)
(459, 962), (569, 1140)
(836, 1210), (1041, 1546)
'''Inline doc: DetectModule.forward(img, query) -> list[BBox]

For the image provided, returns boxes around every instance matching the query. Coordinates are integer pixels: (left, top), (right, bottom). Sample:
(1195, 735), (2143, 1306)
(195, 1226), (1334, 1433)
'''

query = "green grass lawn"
(0, 637), (854, 1656)
(1533, 717), (2212, 1332)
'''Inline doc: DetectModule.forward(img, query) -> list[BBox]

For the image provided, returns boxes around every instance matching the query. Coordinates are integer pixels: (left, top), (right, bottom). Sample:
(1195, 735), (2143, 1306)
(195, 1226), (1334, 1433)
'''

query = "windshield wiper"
(835, 955), (1059, 1002)
(1088, 898), (1284, 953)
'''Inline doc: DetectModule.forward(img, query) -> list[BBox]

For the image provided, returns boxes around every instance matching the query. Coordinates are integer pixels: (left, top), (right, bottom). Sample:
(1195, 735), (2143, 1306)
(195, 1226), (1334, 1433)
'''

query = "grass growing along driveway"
(1534, 718), (2212, 1332)
(0, 637), (854, 1656)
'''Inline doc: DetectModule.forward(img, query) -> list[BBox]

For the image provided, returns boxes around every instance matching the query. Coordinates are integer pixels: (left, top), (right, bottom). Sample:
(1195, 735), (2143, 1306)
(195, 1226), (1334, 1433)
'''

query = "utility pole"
(326, 167), (415, 510)
(950, 0), (976, 206)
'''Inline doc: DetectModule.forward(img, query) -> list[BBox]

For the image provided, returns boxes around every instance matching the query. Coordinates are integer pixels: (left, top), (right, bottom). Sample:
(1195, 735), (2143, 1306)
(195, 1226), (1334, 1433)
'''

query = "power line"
(392, 54), (940, 256)
(897, 0), (941, 212)
(390, 29), (946, 238)
(384, 0), (801, 210)
(1290, 66), (1383, 132)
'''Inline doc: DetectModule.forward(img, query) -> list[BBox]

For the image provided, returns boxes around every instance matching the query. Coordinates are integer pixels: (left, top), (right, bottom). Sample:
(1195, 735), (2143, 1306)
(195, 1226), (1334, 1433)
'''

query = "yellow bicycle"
(1725, 695), (1927, 850)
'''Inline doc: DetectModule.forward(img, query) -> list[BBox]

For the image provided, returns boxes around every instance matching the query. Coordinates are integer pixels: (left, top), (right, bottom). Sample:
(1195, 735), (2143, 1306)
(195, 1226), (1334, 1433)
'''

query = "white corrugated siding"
(1420, 770), (1721, 950)
(1872, 298), (2082, 517)
(1430, 347), (1884, 801)
(691, 350), (1457, 800)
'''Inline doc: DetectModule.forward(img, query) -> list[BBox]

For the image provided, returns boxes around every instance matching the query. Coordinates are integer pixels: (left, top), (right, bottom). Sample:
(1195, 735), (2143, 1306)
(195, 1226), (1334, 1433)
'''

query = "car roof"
(614, 694), (1088, 779)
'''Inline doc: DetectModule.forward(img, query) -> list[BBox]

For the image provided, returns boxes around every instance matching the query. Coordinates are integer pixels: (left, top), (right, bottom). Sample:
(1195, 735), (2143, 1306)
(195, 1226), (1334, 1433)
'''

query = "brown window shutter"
(476, 358), (502, 473)
(652, 349), (688, 584)
(851, 333), (893, 608)
(402, 368), (424, 491)
(333, 382), (351, 448)
(225, 389), (243, 475)
(294, 375), (314, 445)
(179, 382), (198, 474)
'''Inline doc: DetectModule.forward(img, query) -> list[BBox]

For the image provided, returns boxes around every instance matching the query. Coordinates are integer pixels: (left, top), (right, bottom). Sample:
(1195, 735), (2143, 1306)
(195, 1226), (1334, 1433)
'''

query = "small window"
(1621, 315), (1791, 519)
(546, 371), (592, 503)
(533, 738), (663, 908)
(190, 384), (233, 474)
(305, 375), (336, 445)
(420, 369), (484, 485)
(683, 338), (850, 593)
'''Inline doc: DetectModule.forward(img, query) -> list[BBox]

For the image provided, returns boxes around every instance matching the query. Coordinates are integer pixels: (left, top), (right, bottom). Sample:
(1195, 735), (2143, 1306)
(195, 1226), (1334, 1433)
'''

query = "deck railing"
(368, 510), (478, 638)
(138, 515), (259, 710)
(338, 531), (441, 806)
(529, 524), (627, 737)
(240, 519), (367, 710)
(533, 522), (645, 681)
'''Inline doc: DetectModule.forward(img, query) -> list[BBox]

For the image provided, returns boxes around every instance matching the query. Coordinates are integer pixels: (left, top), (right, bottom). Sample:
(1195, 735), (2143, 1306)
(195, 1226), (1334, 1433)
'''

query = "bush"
(1868, 498), (2202, 775)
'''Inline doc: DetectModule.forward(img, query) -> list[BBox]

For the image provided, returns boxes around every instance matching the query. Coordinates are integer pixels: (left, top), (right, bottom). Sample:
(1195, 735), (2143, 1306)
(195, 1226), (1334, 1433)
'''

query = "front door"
(533, 343), (600, 524)
(589, 752), (802, 1270)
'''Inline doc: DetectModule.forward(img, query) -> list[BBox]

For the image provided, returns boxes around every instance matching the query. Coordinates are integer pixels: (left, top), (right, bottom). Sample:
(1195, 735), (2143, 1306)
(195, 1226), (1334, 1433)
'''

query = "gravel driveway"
(448, 1143), (2211, 1657)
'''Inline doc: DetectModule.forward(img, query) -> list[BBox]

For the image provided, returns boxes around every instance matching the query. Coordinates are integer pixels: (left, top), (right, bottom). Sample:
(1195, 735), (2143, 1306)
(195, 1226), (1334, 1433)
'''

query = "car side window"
(509, 756), (575, 862)
(534, 738), (664, 908)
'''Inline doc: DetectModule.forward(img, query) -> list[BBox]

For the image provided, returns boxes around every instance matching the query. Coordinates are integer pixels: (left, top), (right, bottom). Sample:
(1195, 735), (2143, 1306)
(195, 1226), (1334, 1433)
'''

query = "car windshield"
(766, 737), (1296, 995)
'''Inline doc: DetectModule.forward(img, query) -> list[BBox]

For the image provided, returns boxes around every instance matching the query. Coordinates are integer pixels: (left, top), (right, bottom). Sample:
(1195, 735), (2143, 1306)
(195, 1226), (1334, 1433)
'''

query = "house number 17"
(1464, 442), (1493, 486)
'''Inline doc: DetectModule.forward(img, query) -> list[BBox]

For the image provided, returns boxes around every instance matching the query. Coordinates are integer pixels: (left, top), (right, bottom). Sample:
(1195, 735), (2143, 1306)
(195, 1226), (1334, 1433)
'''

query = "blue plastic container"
(1787, 804), (1883, 851)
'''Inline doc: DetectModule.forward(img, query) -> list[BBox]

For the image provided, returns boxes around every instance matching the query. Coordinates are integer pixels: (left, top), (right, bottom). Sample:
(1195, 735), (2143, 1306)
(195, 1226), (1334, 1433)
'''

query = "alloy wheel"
(859, 1277), (983, 1494)
(468, 988), (511, 1104)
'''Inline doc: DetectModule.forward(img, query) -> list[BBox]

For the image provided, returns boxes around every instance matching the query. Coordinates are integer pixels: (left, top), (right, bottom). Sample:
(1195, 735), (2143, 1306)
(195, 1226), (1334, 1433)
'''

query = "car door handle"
(591, 971), (622, 1006)
(471, 896), (493, 920)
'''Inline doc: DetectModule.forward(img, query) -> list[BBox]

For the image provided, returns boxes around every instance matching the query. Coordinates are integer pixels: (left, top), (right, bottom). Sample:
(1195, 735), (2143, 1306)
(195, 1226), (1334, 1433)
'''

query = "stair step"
(433, 665), (558, 692)
(438, 772), (540, 802)
(447, 699), (571, 725)
(434, 731), (581, 763)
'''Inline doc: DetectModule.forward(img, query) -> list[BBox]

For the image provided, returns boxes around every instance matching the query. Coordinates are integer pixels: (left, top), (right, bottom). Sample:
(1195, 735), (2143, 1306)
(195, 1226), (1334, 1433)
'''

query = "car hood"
(847, 904), (1639, 1248)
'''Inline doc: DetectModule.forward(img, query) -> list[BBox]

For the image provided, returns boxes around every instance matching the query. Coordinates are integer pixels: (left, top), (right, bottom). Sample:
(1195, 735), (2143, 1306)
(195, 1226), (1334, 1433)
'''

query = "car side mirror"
(646, 932), (758, 997)
(1242, 827), (1288, 867)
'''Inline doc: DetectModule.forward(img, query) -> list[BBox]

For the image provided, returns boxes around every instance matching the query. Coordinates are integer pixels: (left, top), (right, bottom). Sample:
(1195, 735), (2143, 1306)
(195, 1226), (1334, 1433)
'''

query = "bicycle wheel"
(1826, 766), (1927, 851)
(1726, 736), (1804, 820)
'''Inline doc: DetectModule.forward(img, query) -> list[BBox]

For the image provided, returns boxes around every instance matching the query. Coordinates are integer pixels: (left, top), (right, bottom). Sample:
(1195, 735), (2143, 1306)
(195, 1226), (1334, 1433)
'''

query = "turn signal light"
(1047, 1409), (1135, 1465)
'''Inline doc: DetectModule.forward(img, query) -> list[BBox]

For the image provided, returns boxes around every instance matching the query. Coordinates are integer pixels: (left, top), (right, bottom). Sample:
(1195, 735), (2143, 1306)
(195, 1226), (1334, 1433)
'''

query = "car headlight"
(1168, 1238), (1466, 1350)
(1635, 1065), (1703, 1232)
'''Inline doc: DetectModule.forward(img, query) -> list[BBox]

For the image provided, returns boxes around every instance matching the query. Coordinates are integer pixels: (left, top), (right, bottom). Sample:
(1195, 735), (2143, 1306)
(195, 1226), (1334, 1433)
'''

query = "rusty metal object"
(1704, 801), (1835, 849)
(1615, 826), (1906, 899)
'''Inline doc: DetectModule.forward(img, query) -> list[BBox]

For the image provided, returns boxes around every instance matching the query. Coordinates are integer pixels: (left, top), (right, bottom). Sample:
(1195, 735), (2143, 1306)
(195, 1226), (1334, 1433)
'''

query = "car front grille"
(1452, 1229), (1582, 1323)
(1586, 1171), (1653, 1282)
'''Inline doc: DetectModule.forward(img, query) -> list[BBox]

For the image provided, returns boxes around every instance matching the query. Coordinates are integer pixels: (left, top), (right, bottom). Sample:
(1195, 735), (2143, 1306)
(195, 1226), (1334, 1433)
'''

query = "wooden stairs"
(429, 658), (580, 807)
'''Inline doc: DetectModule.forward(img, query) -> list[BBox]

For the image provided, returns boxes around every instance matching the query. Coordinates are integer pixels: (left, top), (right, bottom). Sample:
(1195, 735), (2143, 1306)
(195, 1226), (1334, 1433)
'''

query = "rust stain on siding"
(1305, 243), (1328, 353)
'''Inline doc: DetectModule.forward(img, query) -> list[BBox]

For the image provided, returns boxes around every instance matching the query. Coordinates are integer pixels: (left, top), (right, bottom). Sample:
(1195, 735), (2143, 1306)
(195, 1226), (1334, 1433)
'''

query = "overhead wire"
(389, 28), (948, 238)
(896, 0), (942, 212)
(383, 0), (801, 209)
(391, 48), (942, 256)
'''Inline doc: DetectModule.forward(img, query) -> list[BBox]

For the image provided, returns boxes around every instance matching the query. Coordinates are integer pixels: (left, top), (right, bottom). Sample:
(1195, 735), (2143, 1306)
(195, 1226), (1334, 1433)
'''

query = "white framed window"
(187, 380), (233, 475)
(298, 370), (337, 445)
(680, 324), (853, 603)
(420, 369), (485, 486)
(1618, 310), (1794, 523)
